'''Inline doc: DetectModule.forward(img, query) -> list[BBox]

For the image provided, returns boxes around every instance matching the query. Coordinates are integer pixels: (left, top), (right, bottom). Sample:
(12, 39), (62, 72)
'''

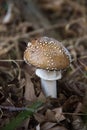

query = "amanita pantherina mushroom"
(24, 37), (71, 98)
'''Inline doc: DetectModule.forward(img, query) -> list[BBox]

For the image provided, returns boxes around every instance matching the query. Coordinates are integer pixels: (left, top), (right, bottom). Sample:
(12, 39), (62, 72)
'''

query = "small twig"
(63, 113), (87, 116)
(75, 35), (87, 46)
(0, 105), (36, 112)
(0, 21), (67, 42)
(66, 0), (86, 13)
(0, 105), (86, 116)
(0, 59), (24, 62)
(75, 62), (87, 79)
(0, 44), (15, 56)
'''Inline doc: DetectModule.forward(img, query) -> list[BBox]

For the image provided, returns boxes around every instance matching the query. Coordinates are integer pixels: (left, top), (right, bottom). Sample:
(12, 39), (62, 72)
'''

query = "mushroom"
(24, 37), (71, 98)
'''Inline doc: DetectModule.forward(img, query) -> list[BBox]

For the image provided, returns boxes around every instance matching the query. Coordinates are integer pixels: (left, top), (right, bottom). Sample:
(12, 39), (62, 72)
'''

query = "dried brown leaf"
(63, 95), (79, 112)
(37, 92), (46, 102)
(45, 107), (65, 122)
(45, 109), (56, 122)
(18, 118), (30, 130)
(48, 126), (68, 130)
(41, 122), (57, 130)
(31, 75), (41, 97)
(53, 107), (66, 122)
(34, 113), (46, 123)
(24, 72), (37, 101)
(72, 116), (86, 130)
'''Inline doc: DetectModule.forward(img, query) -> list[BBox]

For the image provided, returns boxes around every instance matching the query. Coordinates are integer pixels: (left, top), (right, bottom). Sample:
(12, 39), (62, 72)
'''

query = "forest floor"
(0, 0), (87, 130)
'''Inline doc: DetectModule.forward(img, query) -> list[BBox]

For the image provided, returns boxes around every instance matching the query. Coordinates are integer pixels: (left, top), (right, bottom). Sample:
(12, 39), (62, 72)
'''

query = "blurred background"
(0, 0), (87, 130)
(0, 0), (87, 59)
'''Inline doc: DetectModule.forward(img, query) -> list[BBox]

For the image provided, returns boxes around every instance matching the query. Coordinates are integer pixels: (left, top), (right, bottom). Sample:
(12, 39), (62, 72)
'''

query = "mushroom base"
(36, 69), (62, 98)
(41, 79), (57, 97)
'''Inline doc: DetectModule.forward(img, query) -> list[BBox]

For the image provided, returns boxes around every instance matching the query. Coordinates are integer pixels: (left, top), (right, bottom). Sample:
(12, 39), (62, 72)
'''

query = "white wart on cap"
(24, 37), (71, 70)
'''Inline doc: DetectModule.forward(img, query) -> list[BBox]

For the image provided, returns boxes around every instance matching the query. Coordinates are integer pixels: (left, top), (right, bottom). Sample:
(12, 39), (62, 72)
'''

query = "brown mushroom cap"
(24, 37), (71, 70)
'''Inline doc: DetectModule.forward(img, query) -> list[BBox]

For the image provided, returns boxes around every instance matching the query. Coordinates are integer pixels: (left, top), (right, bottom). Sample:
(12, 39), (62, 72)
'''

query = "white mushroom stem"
(36, 69), (62, 98)
(41, 79), (57, 98)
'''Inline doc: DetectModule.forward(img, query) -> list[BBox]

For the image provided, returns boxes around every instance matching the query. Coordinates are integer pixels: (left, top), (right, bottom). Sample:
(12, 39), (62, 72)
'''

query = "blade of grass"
(1, 101), (43, 130)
